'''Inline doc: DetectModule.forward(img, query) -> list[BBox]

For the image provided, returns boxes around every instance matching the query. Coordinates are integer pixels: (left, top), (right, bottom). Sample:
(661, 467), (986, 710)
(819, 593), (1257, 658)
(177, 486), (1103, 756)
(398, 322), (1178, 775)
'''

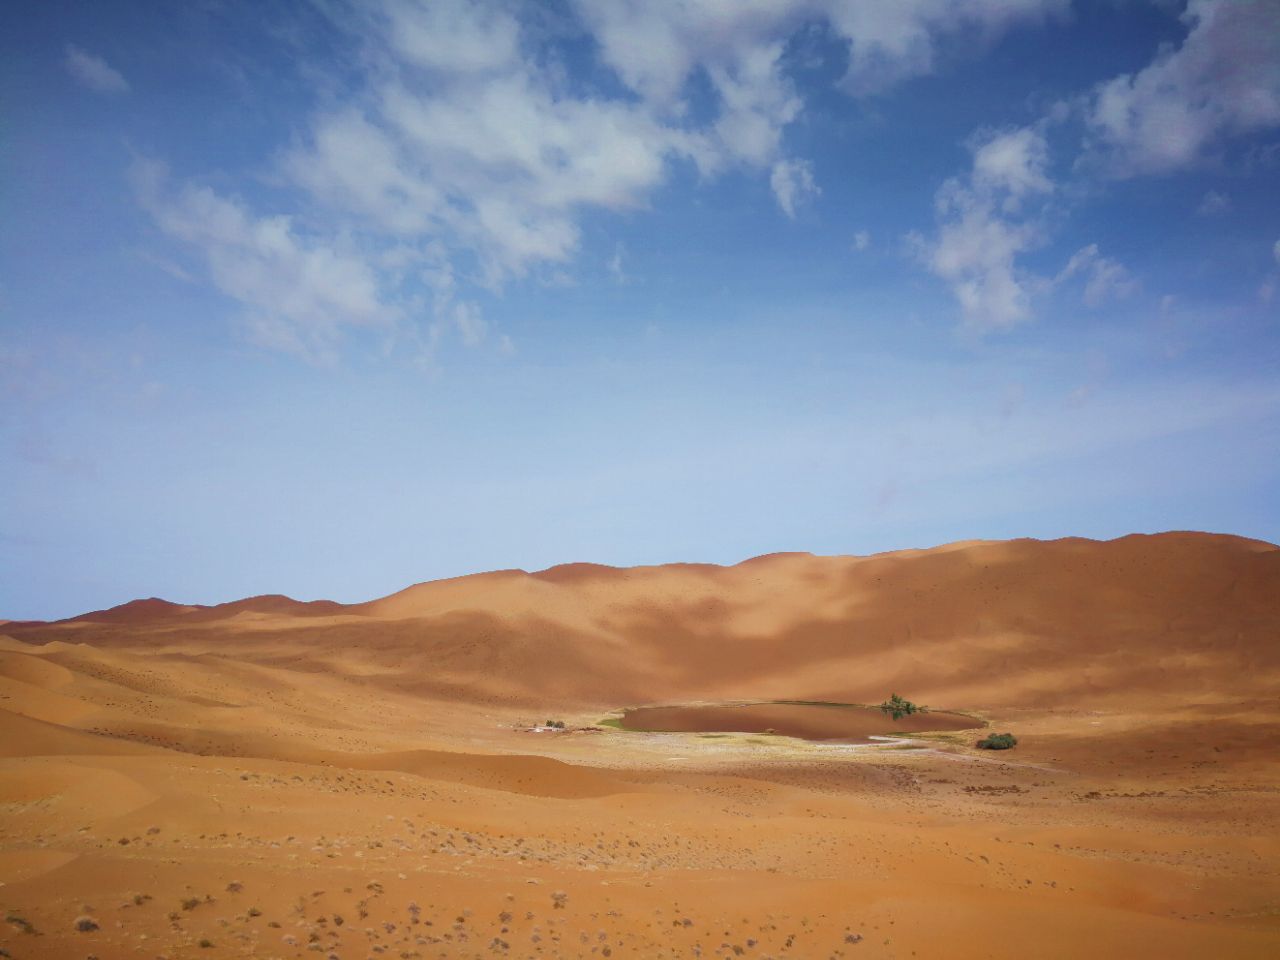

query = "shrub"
(74, 915), (99, 932)
(545, 720), (566, 729)
(879, 694), (925, 721)
(976, 732), (1018, 750)
(7, 914), (36, 935)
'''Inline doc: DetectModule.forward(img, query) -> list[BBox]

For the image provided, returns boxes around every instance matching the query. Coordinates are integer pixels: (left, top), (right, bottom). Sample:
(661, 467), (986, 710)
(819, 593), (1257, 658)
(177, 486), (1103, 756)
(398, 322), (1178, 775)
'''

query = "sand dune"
(14, 532), (1277, 708)
(1, 532), (1277, 959)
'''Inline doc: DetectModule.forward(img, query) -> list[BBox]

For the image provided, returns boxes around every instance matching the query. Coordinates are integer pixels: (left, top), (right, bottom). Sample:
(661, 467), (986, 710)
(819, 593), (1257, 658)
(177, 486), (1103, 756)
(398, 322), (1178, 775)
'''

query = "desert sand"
(1, 532), (1278, 959)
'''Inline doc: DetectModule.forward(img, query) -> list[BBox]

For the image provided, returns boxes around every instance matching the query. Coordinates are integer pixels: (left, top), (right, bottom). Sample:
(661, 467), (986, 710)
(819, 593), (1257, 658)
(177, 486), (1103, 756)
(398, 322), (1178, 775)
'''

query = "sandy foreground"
(1, 532), (1278, 959)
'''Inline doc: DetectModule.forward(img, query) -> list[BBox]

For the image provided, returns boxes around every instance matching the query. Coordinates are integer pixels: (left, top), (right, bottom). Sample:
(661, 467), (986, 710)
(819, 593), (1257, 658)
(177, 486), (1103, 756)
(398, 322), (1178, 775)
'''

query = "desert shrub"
(545, 719), (566, 729)
(74, 915), (99, 932)
(7, 914), (36, 935)
(976, 732), (1018, 750)
(879, 694), (925, 721)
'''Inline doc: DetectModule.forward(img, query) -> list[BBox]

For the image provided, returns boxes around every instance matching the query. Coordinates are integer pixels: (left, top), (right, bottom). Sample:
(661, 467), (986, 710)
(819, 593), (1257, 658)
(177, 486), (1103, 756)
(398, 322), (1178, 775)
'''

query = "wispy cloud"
(1084, 0), (1280, 176)
(133, 162), (394, 364)
(1196, 190), (1231, 216)
(607, 243), (628, 284)
(916, 0), (1280, 332)
(64, 45), (129, 94)
(1055, 244), (1138, 308)
(135, 0), (1070, 361)
(770, 158), (819, 218)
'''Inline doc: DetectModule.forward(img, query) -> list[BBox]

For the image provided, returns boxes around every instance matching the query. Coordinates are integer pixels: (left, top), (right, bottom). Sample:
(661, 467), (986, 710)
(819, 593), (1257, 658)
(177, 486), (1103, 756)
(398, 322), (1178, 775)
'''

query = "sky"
(2, 0), (1279, 620)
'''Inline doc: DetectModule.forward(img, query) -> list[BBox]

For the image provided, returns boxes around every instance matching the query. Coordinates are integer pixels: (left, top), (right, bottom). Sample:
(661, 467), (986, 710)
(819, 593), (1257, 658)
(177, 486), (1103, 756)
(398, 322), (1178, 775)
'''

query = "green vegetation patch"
(976, 732), (1018, 750)
(879, 693), (926, 721)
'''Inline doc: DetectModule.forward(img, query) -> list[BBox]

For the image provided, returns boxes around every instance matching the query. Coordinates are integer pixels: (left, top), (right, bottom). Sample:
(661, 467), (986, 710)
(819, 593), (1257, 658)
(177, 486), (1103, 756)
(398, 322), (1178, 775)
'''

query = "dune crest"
(11, 531), (1276, 710)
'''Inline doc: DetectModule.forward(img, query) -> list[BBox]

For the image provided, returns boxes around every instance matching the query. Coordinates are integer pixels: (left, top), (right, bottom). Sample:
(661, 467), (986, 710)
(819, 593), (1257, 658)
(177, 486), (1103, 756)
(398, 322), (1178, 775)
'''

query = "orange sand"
(1, 532), (1277, 958)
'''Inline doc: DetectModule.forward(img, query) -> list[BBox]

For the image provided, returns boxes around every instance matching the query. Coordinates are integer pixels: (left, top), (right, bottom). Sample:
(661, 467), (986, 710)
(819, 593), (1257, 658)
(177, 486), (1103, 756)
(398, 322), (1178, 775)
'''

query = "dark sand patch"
(621, 701), (980, 742)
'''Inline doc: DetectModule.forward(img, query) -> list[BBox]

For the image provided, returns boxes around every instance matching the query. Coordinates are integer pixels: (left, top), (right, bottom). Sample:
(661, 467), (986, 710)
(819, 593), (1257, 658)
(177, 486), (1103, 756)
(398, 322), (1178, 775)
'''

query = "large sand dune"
(1, 532), (1278, 958)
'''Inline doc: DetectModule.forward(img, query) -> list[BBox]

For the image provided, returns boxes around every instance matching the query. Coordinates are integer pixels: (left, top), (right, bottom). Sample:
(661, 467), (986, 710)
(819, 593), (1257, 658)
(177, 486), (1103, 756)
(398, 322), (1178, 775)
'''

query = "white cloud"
(287, 61), (696, 288)
(1055, 244), (1138, 308)
(607, 243), (627, 283)
(853, 230), (871, 252)
(971, 126), (1052, 205)
(140, 0), (1071, 359)
(1196, 190), (1231, 216)
(133, 162), (393, 363)
(64, 45), (129, 94)
(1085, 0), (1280, 176)
(825, 0), (1068, 96)
(572, 1), (1066, 102)
(379, 0), (520, 75)
(1265, 239), (1280, 302)
(569, 1), (801, 108)
(918, 127), (1052, 332)
(282, 109), (443, 237)
(450, 300), (487, 347)
(770, 158), (819, 218)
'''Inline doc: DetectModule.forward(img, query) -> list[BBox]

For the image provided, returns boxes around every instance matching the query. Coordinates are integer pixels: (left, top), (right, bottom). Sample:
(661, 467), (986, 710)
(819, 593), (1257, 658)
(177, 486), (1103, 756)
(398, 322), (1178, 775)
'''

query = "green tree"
(879, 693), (924, 721)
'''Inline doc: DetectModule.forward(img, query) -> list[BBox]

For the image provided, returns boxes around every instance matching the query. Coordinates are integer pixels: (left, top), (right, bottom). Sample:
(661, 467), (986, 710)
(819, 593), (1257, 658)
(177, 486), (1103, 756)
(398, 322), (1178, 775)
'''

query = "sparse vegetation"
(976, 732), (1018, 750)
(879, 694), (925, 721)
(545, 719), (566, 729)
(6, 914), (35, 935)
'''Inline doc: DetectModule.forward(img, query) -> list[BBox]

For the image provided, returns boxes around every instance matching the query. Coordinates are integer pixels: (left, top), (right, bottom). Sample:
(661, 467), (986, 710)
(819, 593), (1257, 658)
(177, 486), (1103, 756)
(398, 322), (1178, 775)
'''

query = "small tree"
(879, 694), (924, 721)
(976, 732), (1017, 750)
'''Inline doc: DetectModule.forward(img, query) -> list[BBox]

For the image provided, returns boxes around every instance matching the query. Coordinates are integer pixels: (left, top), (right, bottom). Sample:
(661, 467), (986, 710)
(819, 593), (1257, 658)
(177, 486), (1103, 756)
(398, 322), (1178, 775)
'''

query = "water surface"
(621, 702), (979, 743)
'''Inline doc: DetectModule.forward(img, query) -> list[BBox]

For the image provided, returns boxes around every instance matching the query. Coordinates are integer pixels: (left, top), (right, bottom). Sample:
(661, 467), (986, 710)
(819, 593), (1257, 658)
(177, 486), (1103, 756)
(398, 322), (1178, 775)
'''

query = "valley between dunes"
(2, 532), (1278, 959)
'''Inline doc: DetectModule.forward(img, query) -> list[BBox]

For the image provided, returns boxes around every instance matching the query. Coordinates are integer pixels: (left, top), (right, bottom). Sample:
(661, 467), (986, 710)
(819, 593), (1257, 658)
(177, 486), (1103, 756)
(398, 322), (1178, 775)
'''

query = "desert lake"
(620, 701), (982, 742)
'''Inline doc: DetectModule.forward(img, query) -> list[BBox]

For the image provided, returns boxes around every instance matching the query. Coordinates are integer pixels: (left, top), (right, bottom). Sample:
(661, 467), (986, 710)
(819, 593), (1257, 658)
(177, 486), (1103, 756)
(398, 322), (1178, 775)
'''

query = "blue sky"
(2, 0), (1278, 619)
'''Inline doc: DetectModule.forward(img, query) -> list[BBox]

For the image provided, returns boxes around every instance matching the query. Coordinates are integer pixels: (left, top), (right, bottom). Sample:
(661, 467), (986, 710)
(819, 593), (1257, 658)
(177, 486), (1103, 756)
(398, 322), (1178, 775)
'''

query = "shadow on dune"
(5, 533), (1278, 712)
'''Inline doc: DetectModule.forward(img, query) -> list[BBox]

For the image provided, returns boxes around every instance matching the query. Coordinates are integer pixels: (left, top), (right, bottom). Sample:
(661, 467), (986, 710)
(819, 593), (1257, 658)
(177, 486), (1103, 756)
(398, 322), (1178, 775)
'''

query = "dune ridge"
(9, 531), (1277, 710)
